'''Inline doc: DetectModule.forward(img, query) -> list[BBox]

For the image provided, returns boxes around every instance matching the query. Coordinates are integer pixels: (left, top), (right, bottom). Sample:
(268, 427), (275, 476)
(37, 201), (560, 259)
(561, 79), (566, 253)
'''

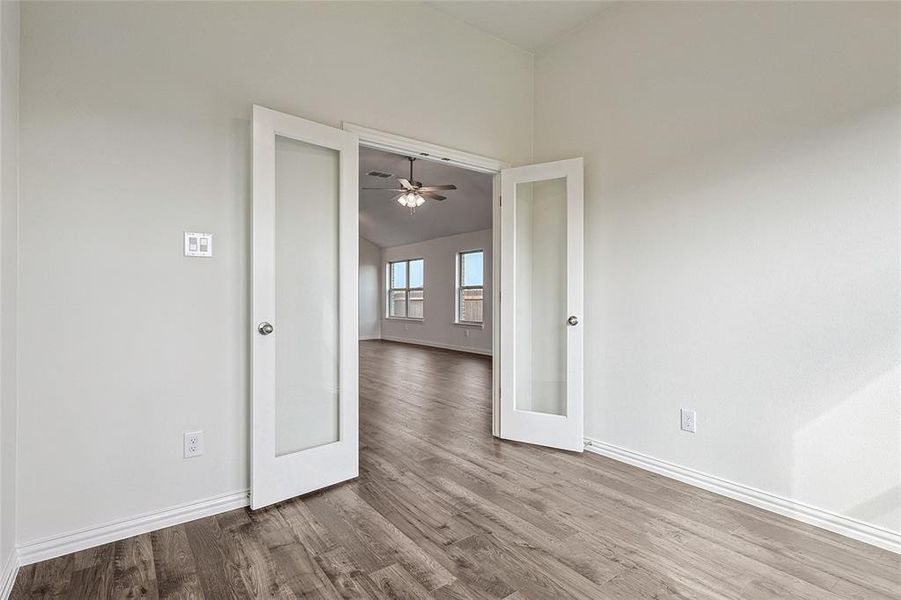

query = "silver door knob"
(567, 315), (579, 326)
(258, 322), (274, 335)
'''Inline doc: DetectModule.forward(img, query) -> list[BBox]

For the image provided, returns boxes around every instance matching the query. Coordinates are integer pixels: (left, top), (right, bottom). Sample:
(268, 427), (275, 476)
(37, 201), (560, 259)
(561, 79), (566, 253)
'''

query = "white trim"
(584, 437), (901, 555)
(17, 490), (249, 566)
(359, 335), (381, 341)
(451, 322), (484, 329)
(0, 549), (19, 600)
(343, 123), (509, 174)
(491, 174), (500, 437)
(379, 336), (492, 357)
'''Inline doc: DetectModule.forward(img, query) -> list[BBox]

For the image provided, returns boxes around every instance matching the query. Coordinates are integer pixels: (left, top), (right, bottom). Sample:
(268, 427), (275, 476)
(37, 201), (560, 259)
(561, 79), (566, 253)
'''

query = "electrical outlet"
(680, 409), (697, 433)
(184, 431), (204, 458)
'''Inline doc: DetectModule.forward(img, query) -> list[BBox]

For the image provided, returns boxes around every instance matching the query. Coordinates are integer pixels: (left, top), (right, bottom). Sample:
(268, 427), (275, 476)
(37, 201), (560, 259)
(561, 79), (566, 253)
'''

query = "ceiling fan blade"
(397, 178), (414, 190)
(362, 187), (406, 191)
(421, 192), (447, 201)
(418, 184), (457, 191)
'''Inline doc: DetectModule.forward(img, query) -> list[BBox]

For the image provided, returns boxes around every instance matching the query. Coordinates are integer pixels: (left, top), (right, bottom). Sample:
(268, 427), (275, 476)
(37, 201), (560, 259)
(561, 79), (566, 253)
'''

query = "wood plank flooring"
(12, 340), (899, 599)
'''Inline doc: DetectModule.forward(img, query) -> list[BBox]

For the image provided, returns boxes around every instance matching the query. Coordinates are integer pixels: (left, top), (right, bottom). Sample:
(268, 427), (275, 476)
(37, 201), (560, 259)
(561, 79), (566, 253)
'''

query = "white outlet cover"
(184, 232), (213, 257)
(184, 430), (204, 458)
(680, 409), (697, 433)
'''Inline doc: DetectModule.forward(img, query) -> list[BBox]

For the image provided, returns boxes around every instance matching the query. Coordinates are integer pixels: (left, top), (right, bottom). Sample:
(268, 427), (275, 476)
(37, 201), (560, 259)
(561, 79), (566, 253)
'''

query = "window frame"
(456, 249), (485, 325)
(386, 258), (424, 321)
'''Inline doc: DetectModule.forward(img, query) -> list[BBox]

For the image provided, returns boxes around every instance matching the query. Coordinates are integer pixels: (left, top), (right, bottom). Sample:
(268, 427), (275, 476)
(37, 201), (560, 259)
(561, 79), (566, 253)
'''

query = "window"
(387, 258), (424, 319)
(457, 250), (484, 324)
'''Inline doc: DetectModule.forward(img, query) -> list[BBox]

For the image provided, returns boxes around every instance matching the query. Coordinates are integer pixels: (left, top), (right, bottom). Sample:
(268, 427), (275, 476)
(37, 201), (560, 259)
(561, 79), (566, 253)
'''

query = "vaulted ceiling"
(359, 147), (493, 249)
(359, 2), (618, 248)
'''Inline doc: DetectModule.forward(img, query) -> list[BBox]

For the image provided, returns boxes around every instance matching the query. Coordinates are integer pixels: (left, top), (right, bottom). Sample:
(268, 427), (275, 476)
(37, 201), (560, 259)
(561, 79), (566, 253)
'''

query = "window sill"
(385, 317), (423, 323)
(452, 321), (484, 329)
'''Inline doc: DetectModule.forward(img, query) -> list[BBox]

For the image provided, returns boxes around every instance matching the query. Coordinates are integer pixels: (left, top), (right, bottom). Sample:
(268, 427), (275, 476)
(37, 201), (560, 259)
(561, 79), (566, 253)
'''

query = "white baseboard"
(583, 437), (900, 555)
(0, 549), (18, 600)
(380, 335), (492, 356)
(17, 489), (249, 566)
(359, 335), (381, 341)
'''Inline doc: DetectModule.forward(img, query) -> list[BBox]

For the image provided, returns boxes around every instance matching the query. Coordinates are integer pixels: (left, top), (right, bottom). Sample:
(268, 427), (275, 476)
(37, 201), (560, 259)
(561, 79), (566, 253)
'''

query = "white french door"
(251, 105), (359, 509)
(499, 158), (584, 452)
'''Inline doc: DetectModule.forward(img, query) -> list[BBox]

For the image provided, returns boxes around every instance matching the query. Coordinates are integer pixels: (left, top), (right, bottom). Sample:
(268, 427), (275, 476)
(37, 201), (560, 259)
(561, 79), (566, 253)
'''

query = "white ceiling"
(359, 147), (493, 248)
(425, 1), (615, 53)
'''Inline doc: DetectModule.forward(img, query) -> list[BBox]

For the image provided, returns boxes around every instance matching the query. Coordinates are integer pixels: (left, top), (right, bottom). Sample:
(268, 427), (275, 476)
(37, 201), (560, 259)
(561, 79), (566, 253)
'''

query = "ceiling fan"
(363, 157), (457, 214)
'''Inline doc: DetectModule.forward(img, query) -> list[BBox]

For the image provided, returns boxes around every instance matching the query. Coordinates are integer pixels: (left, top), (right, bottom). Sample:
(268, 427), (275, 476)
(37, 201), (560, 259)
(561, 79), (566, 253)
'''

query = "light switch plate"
(184, 232), (213, 257)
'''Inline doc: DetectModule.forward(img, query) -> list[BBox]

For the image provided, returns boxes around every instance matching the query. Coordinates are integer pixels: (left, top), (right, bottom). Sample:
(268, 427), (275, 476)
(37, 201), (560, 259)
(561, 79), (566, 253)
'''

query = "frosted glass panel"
(274, 135), (340, 456)
(514, 178), (567, 416)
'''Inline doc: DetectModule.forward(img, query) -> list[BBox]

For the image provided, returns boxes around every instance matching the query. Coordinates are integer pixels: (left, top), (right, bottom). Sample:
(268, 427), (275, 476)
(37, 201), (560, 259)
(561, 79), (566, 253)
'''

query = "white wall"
(381, 229), (492, 355)
(17, 1), (531, 545)
(359, 237), (381, 341)
(0, 0), (17, 572)
(535, 2), (901, 532)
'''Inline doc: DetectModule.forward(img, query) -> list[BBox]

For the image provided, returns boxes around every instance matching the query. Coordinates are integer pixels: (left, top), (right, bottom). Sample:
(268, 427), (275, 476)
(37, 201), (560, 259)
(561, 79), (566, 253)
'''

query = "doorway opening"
(357, 144), (497, 440)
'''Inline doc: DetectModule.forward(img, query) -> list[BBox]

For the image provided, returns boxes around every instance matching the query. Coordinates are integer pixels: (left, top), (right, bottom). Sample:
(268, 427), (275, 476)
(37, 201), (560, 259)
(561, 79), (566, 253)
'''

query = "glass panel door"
(252, 106), (359, 509)
(500, 159), (583, 452)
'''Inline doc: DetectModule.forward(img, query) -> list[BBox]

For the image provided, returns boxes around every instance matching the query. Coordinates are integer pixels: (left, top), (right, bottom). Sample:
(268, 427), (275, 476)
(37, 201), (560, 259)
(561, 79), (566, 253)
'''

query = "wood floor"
(12, 340), (899, 599)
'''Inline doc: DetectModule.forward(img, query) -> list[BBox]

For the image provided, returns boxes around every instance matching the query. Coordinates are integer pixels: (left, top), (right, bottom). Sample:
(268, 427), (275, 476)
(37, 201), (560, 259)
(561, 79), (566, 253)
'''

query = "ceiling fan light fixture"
(397, 192), (425, 208)
(380, 157), (454, 213)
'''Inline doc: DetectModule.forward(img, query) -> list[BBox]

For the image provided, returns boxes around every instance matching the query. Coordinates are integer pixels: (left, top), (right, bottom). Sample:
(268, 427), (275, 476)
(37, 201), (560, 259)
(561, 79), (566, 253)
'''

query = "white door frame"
(342, 123), (508, 435)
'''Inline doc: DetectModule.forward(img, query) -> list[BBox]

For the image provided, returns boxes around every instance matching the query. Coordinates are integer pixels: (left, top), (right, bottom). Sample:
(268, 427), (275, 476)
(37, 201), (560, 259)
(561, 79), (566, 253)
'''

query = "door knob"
(258, 322), (274, 335)
(567, 315), (579, 326)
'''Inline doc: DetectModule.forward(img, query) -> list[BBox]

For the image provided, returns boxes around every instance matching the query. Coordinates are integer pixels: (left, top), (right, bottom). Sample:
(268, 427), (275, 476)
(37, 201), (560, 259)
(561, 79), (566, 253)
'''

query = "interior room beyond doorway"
(358, 146), (494, 357)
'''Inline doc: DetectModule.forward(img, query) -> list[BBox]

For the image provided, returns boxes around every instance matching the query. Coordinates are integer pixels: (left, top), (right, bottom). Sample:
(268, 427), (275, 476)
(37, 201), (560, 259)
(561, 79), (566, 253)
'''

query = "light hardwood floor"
(11, 340), (899, 599)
